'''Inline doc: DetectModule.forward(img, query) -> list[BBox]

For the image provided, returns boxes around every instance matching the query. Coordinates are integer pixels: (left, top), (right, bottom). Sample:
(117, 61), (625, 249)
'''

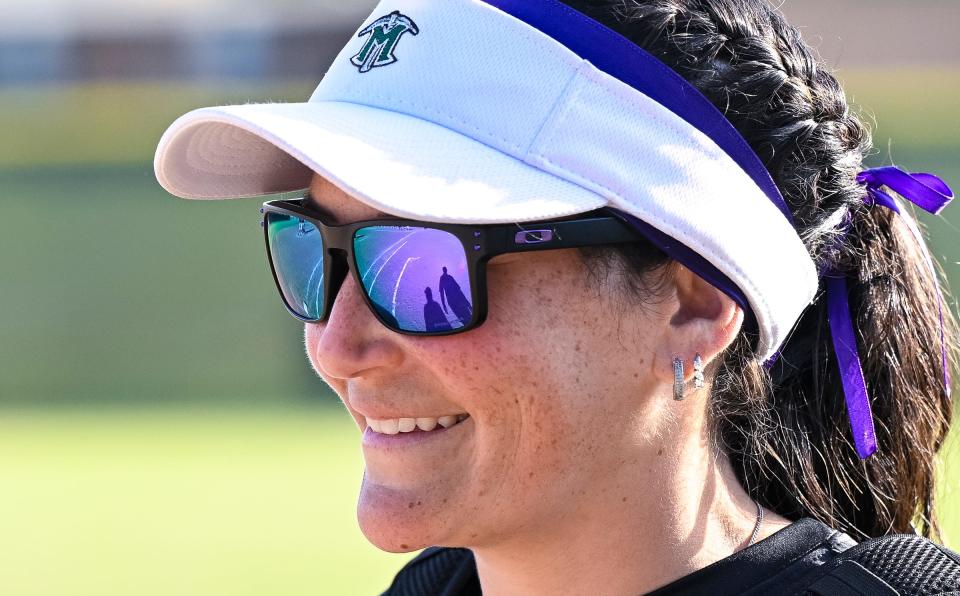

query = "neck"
(472, 411), (791, 596)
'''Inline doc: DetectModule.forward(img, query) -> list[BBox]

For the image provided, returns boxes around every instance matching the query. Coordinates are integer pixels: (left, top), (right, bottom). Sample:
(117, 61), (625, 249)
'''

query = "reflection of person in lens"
(438, 266), (472, 324)
(422, 287), (452, 332)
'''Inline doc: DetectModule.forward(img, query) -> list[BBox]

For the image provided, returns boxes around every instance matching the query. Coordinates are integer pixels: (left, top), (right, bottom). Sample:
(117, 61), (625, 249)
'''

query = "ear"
(652, 265), (744, 388)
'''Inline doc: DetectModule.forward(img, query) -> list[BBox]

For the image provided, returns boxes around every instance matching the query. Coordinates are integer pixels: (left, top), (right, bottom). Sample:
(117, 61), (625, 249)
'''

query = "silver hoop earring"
(693, 353), (704, 389)
(673, 357), (685, 401)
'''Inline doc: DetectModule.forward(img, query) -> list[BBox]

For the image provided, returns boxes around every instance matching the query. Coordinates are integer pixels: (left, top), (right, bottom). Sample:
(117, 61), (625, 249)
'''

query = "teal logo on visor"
(351, 11), (420, 73)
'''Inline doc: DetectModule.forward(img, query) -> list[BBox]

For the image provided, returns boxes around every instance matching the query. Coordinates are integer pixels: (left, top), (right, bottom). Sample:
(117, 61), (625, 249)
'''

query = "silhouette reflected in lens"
(438, 266), (473, 325)
(423, 286), (453, 332)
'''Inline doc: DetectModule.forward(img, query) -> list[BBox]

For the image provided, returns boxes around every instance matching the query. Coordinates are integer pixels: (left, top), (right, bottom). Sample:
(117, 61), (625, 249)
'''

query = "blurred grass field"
(0, 407), (409, 595)
(0, 68), (959, 595)
(0, 408), (956, 596)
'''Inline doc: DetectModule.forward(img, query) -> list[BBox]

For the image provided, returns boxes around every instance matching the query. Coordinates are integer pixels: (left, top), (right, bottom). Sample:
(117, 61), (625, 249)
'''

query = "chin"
(356, 477), (458, 553)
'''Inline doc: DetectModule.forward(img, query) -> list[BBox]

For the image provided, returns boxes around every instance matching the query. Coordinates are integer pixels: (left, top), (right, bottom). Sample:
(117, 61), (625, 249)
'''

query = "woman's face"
(304, 174), (680, 552)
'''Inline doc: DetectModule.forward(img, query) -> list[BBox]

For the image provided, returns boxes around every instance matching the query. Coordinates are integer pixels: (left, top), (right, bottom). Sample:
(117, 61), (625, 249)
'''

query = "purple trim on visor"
(483, 0), (793, 225)
(606, 207), (758, 335)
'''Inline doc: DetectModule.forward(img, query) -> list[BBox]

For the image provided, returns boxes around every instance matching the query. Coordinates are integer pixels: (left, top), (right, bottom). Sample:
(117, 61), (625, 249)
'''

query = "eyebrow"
(304, 191), (337, 221)
(304, 190), (392, 224)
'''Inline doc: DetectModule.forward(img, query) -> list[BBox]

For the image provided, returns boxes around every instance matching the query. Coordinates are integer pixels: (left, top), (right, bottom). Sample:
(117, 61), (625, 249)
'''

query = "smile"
(365, 414), (470, 435)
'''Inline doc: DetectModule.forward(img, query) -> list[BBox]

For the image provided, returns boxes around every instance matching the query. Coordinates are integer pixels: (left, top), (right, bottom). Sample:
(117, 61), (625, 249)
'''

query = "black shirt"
(382, 518), (858, 595)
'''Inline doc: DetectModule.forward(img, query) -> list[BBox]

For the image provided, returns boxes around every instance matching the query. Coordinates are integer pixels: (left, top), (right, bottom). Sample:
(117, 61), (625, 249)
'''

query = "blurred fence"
(0, 0), (377, 86)
(1, 0), (957, 87)
(0, 28), (355, 84)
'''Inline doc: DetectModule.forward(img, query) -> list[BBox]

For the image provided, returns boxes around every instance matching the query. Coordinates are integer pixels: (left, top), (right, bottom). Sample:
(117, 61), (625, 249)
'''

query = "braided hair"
(564, 0), (958, 540)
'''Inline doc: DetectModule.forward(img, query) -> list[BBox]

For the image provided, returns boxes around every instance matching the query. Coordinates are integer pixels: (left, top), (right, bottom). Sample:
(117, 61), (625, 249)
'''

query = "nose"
(307, 259), (405, 381)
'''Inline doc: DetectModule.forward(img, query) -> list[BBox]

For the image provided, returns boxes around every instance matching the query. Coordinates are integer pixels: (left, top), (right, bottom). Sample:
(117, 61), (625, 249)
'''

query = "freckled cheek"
(426, 289), (583, 430)
(410, 312), (530, 382)
(504, 397), (598, 491)
(406, 324), (537, 418)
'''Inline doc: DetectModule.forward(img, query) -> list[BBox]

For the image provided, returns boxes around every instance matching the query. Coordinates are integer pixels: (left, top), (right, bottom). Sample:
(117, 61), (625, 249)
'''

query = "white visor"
(153, 0), (819, 361)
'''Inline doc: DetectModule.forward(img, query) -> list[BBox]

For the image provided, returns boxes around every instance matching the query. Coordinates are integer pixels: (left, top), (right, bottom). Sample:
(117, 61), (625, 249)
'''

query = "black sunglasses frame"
(260, 197), (644, 336)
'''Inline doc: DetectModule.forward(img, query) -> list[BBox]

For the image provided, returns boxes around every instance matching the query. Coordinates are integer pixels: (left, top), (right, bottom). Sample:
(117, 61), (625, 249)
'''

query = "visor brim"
(153, 101), (606, 224)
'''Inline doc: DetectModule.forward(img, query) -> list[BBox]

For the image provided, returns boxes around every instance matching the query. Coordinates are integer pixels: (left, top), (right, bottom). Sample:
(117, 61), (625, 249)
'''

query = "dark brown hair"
(563, 0), (958, 540)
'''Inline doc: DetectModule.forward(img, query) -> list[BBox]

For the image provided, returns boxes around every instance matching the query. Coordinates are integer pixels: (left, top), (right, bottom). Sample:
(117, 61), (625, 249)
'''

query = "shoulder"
(801, 532), (960, 596)
(380, 546), (480, 596)
(377, 531), (960, 596)
(651, 518), (960, 596)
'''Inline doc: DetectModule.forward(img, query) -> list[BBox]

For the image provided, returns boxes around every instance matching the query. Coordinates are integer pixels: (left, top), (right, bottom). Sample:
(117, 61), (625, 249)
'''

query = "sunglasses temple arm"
(485, 217), (641, 256)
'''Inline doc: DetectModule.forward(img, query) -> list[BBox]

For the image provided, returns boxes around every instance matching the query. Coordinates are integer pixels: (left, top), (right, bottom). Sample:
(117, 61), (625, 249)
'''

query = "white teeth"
(380, 418), (399, 435)
(365, 414), (469, 434)
(416, 417), (438, 431)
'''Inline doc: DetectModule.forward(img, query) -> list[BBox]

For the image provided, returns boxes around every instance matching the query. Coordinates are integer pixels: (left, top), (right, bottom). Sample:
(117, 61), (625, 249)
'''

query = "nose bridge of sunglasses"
(326, 247), (350, 299)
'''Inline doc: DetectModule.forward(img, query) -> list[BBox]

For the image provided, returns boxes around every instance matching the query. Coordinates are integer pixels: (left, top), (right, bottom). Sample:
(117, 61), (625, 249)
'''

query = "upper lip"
(345, 394), (468, 422)
(356, 411), (469, 420)
(347, 402), (468, 421)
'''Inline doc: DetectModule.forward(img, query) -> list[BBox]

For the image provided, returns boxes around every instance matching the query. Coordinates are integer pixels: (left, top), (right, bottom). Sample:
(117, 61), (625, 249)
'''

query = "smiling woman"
(153, 0), (960, 594)
(297, 174), (701, 574)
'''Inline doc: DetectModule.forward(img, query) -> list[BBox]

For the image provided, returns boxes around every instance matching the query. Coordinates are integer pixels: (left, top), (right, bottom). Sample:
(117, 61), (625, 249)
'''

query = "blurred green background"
(1, 1), (959, 595)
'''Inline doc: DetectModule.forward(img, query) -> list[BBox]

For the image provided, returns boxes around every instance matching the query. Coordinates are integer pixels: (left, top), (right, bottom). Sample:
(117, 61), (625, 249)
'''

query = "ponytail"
(563, 0), (958, 540)
(735, 190), (957, 540)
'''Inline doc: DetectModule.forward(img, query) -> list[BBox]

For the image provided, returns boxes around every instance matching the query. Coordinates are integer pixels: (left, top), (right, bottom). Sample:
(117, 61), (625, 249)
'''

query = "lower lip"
(361, 418), (470, 449)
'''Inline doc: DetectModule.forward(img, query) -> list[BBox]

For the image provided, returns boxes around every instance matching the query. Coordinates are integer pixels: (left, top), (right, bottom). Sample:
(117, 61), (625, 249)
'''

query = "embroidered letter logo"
(350, 11), (419, 73)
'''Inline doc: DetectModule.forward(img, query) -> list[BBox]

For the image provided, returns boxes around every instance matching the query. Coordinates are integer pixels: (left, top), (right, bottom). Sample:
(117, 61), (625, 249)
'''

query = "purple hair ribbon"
(829, 165), (953, 459)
